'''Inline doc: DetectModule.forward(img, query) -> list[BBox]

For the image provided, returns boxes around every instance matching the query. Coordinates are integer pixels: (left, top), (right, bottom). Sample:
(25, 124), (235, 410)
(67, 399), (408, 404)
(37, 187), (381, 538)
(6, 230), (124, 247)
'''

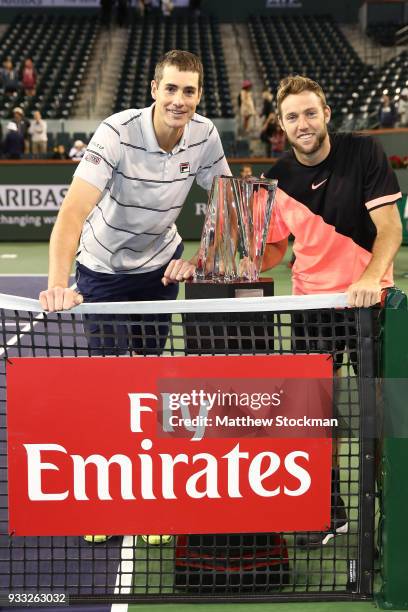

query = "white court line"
(0, 273), (48, 276)
(111, 535), (137, 612)
(0, 311), (44, 358)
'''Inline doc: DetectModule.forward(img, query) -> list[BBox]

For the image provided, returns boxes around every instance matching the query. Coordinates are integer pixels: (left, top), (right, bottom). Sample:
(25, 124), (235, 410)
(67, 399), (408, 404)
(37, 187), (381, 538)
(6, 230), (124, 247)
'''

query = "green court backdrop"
(0, 162), (407, 243)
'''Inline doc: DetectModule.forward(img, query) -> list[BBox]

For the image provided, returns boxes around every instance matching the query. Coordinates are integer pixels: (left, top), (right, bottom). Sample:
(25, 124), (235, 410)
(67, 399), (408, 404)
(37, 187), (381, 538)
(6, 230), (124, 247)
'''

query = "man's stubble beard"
(288, 125), (328, 158)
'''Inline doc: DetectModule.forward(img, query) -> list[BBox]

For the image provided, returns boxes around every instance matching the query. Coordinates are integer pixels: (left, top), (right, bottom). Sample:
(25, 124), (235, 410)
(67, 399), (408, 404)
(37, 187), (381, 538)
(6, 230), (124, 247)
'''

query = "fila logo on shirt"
(85, 152), (101, 166)
(179, 162), (190, 174)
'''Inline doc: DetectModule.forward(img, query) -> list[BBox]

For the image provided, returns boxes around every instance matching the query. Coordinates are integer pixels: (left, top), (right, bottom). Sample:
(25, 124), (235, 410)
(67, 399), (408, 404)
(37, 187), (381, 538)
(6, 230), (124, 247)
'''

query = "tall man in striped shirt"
(39, 50), (230, 313)
(39, 50), (230, 545)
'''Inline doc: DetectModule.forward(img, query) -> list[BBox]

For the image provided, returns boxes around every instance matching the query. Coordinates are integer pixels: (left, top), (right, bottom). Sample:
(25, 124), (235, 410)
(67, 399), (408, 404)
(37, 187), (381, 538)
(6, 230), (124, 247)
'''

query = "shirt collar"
(141, 103), (190, 154)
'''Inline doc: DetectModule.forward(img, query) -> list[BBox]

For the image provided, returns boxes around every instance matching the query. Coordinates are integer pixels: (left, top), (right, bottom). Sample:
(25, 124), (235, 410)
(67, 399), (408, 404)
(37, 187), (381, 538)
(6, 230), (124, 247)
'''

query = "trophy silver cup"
(194, 175), (278, 284)
(184, 175), (278, 355)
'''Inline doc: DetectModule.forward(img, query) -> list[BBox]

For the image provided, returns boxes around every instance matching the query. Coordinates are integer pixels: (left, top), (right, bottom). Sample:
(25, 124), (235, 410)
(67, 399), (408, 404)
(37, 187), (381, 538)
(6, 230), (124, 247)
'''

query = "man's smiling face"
(151, 65), (202, 134)
(279, 91), (331, 165)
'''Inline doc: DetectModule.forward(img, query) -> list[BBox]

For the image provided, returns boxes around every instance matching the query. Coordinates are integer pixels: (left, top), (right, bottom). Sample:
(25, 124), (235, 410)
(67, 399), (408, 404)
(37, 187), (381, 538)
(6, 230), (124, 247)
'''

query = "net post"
(376, 288), (408, 610)
(356, 306), (381, 597)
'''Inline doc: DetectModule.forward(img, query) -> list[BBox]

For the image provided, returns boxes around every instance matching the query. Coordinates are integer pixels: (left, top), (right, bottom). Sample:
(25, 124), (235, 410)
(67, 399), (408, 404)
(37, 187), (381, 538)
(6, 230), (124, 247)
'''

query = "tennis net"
(0, 291), (380, 605)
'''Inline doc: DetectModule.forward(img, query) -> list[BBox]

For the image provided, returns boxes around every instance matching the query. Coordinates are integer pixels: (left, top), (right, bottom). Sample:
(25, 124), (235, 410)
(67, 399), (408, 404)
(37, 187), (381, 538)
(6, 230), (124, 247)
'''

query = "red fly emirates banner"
(7, 355), (334, 536)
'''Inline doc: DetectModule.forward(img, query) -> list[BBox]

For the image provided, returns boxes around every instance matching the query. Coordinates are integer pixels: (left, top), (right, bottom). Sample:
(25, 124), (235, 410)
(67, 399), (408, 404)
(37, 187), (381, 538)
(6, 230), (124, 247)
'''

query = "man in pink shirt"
(262, 75), (402, 547)
(263, 75), (402, 307)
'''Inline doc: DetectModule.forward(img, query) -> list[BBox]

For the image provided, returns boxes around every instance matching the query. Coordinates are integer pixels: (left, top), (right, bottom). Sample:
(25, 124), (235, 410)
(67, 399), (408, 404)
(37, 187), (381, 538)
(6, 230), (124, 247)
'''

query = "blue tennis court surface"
(0, 275), (53, 299)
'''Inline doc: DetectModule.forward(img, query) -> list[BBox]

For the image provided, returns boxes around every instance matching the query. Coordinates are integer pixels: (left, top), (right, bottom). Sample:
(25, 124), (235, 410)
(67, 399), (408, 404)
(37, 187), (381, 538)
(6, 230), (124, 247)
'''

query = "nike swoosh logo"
(311, 179), (328, 190)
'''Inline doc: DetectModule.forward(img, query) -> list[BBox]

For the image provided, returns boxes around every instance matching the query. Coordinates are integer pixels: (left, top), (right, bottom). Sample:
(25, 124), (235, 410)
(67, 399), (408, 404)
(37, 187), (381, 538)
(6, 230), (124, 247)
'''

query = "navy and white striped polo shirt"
(74, 104), (230, 274)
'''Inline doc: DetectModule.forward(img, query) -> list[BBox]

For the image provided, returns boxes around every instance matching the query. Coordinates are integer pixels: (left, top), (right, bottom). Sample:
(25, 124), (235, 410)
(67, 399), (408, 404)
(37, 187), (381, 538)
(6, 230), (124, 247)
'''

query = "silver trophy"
(195, 175), (278, 283)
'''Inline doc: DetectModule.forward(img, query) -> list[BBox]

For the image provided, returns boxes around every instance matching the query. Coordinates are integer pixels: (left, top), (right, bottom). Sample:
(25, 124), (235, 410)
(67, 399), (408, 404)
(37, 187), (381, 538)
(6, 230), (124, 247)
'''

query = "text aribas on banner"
(7, 354), (333, 536)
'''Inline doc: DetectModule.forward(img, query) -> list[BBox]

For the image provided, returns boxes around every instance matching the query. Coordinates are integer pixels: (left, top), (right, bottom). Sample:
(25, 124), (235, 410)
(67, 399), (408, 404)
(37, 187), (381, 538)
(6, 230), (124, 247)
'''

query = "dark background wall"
(201, 0), (361, 22)
(0, 0), (408, 23)
(1, 1), (406, 24)
(0, 0), (365, 23)
(365, 1), (407, 23)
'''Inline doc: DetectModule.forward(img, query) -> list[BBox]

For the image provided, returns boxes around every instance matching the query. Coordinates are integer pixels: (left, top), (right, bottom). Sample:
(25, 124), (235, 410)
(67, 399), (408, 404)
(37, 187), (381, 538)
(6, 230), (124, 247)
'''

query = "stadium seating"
(0, 14), (98, 119)
(114, 14), (234, 119)
(55, 131), (72, 149)
(249, 14), (375, 129)
(249, 14), (408, 130)
(339, 49), (408, 130)
(0, 11), (405, 132)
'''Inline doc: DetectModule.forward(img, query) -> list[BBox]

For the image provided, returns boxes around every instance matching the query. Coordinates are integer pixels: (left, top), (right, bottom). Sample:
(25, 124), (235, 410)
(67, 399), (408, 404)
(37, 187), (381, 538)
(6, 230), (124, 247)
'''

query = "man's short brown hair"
(276, 75), (327, 117)
(154, 50), (204, 91)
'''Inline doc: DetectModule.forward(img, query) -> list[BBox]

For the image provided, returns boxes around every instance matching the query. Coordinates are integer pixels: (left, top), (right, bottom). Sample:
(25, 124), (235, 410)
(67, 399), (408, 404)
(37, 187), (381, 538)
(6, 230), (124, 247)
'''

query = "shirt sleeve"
(73, 120), (121, 192)
(362, 136), (402, 212)
(195, 123), (231, 191)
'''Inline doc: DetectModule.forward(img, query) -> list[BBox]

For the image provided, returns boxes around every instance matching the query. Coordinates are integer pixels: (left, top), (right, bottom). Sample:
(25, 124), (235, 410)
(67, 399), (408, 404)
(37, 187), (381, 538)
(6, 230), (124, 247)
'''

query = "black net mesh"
(0, 302), (379, 604)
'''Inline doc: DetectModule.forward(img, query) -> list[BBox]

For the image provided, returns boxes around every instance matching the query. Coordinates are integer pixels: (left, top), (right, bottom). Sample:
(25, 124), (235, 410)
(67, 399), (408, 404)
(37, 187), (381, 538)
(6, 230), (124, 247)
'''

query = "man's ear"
(324, 105), (331, 124)
(151, 80), (157, 100)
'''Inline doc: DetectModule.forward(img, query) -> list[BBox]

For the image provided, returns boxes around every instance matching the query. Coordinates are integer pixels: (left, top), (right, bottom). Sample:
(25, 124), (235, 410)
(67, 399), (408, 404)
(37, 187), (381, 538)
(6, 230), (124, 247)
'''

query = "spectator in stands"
(52, 144), (69, 160)
(69, 139), (86, 160)
(397, 87), (408, 127)
(29, 110), (48, 157)
(270, 124), (286, 157)
(21, 57), (37, 97)
(0, 58), (20, 95)
(144, 0), (153, 14)
(13, 107), (30, 154)
(161, 0), (173, 17)
(260, 112), (277, 156)
(260, 111), (286, 157)
(239, 164), (253, 178)
(190, 0), (201, 17)
(3, 122), (24, 159)
(260, 88), (274, 121)
(100, 0), (112, 28)
(135, 0), (145, 16)
(378, 94), (397, 128)
(117, 0), (129, 27)
(239, 80), (256, 134)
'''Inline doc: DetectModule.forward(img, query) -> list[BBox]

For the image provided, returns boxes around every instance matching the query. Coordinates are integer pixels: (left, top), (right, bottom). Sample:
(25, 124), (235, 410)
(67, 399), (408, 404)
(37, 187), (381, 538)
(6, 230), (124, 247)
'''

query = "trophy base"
(183, 278), (274, 355)
(185, 278), (274, 300)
